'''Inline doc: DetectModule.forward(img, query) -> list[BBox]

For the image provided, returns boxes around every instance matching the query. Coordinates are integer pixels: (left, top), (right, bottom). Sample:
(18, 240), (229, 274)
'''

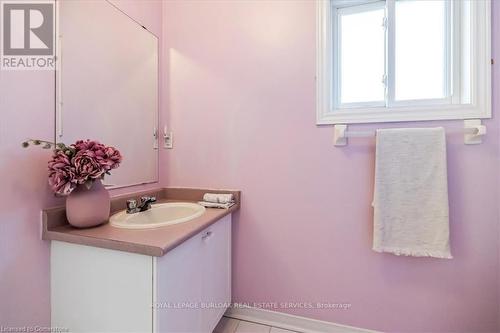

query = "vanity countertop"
(42, 187), (240, 256)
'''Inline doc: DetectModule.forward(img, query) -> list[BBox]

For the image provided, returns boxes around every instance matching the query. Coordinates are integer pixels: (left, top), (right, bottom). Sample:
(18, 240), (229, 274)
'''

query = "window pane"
(395, 0), (447, 101)
(339, 5), (385, 104)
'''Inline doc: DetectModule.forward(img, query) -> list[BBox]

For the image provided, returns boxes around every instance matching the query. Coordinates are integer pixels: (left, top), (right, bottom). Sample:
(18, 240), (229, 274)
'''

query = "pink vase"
(66, 180), (110, 228)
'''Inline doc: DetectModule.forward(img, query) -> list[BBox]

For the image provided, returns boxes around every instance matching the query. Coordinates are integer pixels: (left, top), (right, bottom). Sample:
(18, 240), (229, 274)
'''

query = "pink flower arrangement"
(23, 139), (122, 196)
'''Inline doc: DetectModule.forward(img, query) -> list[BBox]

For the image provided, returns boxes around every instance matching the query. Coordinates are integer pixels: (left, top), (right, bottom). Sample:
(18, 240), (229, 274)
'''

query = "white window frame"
(334, 1), (387, 109)
(316, 0), (491, 125)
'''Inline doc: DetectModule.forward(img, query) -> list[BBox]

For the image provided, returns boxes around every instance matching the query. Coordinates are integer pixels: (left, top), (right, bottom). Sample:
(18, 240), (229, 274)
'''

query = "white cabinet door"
(201, 215), (232, 331)
(155, 215), (232, 333)
(51, 241), (153, 333)
(155, 230), (204, 332)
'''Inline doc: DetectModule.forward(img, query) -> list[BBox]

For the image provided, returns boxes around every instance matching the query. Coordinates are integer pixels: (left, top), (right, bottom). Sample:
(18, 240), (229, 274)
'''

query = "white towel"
(198, 201), (235, 209)
(373, 127), (452, 259)
(203, 193), (234, 204)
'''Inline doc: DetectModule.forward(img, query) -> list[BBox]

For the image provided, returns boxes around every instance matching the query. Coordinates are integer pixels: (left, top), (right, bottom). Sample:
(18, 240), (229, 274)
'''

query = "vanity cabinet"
(51, 215), (232, 333)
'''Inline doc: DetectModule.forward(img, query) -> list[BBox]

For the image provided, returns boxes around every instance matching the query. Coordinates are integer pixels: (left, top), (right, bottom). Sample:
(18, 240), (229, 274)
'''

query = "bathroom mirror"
(55, 0), (159, 188)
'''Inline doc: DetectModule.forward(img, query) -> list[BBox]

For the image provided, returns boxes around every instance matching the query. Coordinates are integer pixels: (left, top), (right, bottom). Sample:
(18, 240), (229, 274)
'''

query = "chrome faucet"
(126, 196), (157, 214)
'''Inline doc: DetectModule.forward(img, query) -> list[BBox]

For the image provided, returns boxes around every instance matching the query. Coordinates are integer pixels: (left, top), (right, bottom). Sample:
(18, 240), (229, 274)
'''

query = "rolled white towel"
(198, 201), (235, 209)
(203, 193), (234, 204)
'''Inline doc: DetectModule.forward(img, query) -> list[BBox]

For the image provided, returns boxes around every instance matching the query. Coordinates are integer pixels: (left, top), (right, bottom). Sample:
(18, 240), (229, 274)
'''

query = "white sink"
(109, 202), (206, 229)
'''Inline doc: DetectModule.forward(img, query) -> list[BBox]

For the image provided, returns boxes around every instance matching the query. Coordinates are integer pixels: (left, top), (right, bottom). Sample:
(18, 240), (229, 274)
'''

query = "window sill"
(316, 104), (492, 125)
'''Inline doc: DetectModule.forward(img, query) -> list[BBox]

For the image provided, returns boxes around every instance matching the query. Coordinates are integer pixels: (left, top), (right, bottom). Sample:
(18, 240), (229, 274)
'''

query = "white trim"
(332, 0), (380, 9)
(386, 0), (395, 105)
(316, 0), (492, 125)
(444, 0), (452, 100)
(451, 0), (461, 104)
(225, 305), (380, 333)
(318, 102), (485, 125)
(316, 0), (332, 125)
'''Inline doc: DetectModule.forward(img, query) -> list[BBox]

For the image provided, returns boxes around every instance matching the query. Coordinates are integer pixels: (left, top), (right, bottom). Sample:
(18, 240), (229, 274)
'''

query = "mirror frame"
(53, 0), (160, 189)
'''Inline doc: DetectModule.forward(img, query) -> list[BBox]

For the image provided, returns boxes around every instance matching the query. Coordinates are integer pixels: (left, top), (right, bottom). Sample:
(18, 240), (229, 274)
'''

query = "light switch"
(164, 131), (173, 149)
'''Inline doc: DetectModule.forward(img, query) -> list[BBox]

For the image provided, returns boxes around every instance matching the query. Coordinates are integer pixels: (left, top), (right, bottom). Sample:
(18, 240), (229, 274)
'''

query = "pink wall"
(494, 1), (500, 326)
(1, 1), (498, 331)
(163, 1), (500, 332)
(0, 0), (164, 326)
(0, 70), (59, 327)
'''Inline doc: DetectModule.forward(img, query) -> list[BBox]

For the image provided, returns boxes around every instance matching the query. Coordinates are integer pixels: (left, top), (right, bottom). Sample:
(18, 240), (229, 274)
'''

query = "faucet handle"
(126, 199), (138, 213)
(140, 196), (157, 204)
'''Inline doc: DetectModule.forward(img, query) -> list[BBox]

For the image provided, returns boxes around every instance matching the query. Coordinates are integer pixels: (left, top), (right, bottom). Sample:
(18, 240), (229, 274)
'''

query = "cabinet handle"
(202, 231), (213, 240)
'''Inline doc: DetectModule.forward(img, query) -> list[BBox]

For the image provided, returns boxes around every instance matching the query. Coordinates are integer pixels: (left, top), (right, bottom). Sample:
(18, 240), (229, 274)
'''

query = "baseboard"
(224, 305), (380, 333)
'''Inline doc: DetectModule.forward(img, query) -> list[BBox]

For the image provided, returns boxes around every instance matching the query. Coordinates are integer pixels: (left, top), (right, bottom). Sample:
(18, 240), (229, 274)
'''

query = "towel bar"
(333, 120), (487, 147)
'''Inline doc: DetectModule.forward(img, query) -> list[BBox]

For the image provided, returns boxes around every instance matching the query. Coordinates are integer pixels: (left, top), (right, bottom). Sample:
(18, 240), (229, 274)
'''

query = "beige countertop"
(42, 187), (240, 256)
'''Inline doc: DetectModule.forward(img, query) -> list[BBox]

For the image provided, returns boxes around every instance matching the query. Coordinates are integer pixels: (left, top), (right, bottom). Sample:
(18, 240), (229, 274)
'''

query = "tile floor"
(214, 316), (298, 333)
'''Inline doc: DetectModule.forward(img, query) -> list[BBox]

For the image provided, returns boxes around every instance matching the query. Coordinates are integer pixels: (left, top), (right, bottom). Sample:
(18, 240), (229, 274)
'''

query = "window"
(316, 0), (491, 124)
